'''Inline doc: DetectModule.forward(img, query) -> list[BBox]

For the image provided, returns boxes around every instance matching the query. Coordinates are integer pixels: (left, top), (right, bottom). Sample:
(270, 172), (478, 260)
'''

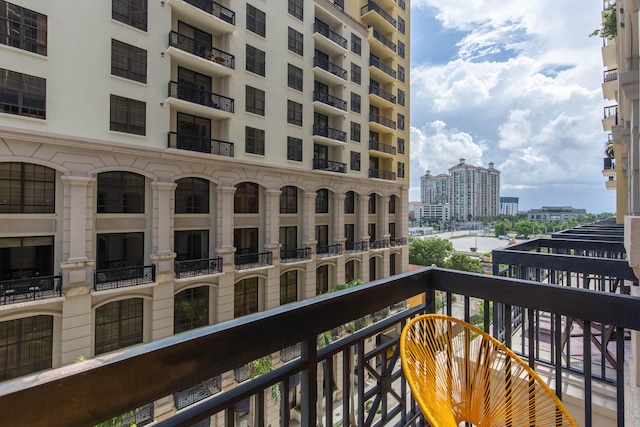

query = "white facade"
(417, 203), (450, 222)
(420, 170), (449, 204)
(500, 196), (519, 216)
(448, 159), (500, 221)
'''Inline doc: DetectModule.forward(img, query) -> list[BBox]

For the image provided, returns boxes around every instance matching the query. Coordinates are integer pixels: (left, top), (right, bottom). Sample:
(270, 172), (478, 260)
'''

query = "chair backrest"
(400, 314), (578, 427)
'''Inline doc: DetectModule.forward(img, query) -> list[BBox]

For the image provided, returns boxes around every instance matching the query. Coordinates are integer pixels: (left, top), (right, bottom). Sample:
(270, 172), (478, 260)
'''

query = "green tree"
(494, 220), (511, 237)
(409, 238), (453, 267)
(445, 253), (483, 274)
(590, 3), (617, 40)
(513, 220), (540, 238)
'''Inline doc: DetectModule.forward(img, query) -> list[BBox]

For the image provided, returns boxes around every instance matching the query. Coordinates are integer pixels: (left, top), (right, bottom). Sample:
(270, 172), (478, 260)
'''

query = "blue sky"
(408, 0), (616, 213)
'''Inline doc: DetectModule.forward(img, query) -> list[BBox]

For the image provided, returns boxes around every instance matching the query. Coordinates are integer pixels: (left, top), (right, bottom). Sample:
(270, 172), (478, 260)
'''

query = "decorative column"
(359, 195), (370, 243)
(264, 189), (282, 256)
(381, 194), (390, 239)
(333, 193), (346, 243)
(216, 186), (236, 271)
(150, 182), (177, 274)
(303, 191), (317, 249)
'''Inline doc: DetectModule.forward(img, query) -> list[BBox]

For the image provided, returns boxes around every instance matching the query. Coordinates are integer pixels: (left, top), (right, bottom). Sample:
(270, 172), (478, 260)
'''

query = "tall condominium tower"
(420, 170), (449, 204)
(448, 159), (500, 221)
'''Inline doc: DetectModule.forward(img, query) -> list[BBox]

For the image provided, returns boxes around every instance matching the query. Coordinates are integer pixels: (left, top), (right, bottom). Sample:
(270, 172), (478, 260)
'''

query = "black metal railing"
(0, 275), (62, 305)
(369, 168), (396, 181)
(312, 158), (346, 173)
(313, 56), (347, 80)
(313, 21), (347, 48)
(316, 243), (342, 257)
(94, 265), (155, 291)
(280, 247), (311, 263)
(120, 403), (154, 427)
(345, 240), (368, 252)
(168, 81), (234, 113)
(369, 56), (396, 78)
(183, 0), (235, 25)
(168, 31), (235, 69)
(234, 252), (272, 270)
(370, 238), (390, 249)
(369, 85), (396, 103)
(398, 0), (405, 10)
(372, 28), (396, 52)
(168, 132), (234, 157)
(369, 113), (396, 129)
(312, 124), (347, 142)
(234, 364), (251, 383)
(313, 91), (347, 111)
(390, 237), (407, 246)
(369, 139), (396, 155)
(604, 157), (615, 170)
(174, 257), (223, 279)
(174, 376), (222, 411)
(360, 1), (396, 28)
(603, 68), (618, 82)
(280, 344), (301, 362)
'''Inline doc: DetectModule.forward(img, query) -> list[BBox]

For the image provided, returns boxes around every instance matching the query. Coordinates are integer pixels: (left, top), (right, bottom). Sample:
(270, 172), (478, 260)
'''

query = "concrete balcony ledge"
(624, 215), (640, 279)
(620, 69), (639, 101)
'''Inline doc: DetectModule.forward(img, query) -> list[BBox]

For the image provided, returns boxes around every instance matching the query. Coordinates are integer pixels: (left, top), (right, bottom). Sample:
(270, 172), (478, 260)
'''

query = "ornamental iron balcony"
(280, 344), (301, 362)
(369, 113), (396, 129)
(370, 238), (390, 249)
(234, 251), (272, 270)
(312, 158), (347, 173)
(316, 243), (342, 257)
(173, 376), (222, 411)
(168, 81), (234, 113)
(94, 265), (155, 291)
(119, 404), (154, 427)
(372, 28), (396, 52)
(280, 247), (311, 263)
(604, 157), (615, 170)
(168, 31), (235, 69)
(369, 168), (396, 181)
(234, 364), (251, 383)
(369, 85), (396, 104)
(0, 275), (62, 305)
(345, 240), (368, 252)
(369, 139), (396, 155)
(168, 132), (234, 157)
(604, 68), (618, 82)
(312, 124), (347, 142)
(313, 56), (347, 80)
(183, 0), (235, 24)
(360, 1), (396, 27)
(313, 91), (347, 111)
(313, 21), (347, 49)
(390, 236), (407, 246)
(174, 257), (223, 279)
(369, 56), (396, 78)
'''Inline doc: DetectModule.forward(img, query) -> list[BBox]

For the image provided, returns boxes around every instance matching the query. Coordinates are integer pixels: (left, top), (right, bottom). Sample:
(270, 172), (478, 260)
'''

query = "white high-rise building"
(420, 170), (449, 204)
(448, 159), (500, 221)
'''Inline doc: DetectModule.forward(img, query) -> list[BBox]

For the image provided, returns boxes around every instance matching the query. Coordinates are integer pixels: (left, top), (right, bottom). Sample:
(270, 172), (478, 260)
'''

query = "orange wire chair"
(400, 314), (578, 427)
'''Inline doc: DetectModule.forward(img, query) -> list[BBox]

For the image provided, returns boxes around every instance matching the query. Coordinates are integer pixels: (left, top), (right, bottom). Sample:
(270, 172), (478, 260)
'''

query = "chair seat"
(400, 314), (578, 427)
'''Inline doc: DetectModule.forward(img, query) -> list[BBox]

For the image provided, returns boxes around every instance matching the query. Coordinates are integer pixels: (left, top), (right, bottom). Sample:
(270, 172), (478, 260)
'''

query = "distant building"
(417, 203), (450, 222)
(500, 197), (519, 215)
(448, 159), (500, 221)
(527, 206), (587, 222)
(420, 170), (449, 204)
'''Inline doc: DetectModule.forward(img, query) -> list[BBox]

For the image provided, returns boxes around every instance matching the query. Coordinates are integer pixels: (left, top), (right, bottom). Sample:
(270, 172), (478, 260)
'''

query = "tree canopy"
(445, 253), (483, 274)
(409, 238), (453, 267)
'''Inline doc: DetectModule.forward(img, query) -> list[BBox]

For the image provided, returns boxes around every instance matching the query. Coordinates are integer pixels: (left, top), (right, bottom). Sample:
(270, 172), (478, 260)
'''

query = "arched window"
(0, 315), (53, 380)
(280, 271), (297, 305)
(344, 191), (355, 214)
(97, 171), (144, 213)
(95, 298), (143, 355)
(174, 286), (209, 333)
(316, 264), (328, 295)
(234, 278), (259, 317)
(0, 162), (55, 213)
(235, 182), (259, 213)
(280, 186), (298, 214)
(315, 189), (329, 213)
(175, 178), (210, 214)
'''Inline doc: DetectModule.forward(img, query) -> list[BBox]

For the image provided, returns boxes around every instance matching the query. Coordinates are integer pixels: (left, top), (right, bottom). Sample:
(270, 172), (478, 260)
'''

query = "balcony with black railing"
(280, 247), (311, 263)
(234, 251), (272, 270)
(369, 139), (396, 155)
(603, 68), (618, 82)
(369, 168), (396, 181)
(312, 158), (346, 173)
(369, 85), (396, 104)
(370, 238), (390, 250)
(369, 113), (396, 129)
(168, 132), (234, 157)
(168, 81), (234, 113)
(312, 124), (347, 143)
(313, 21), (347, 49)
(0, 275), (62, 305)
(345, 240), (368, 252)
(182, 0), (235, 25)
(168, 31), (235, 70)
(173, 376), (221, 411)
(371, 28), (396, 52)
(313, 56), (347, 80)
(313, 91), (347, 111)
(316, 243), (342, 257)
(174, 257), (223, 279)
(390, 236), (407, 246)
(94, 265), (156, 291)
(360, 1), (397, 28)
(369, 56), (396, 79)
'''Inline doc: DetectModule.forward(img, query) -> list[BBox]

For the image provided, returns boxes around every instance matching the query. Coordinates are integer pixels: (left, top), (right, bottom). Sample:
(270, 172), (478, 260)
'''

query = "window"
(0, 236), (53, 280)
(246, 45), (265, 76)
(0, 315), (53, 380)
(112, 0), (147, 31)
(95, 299), (143, 355)
(368, 223), (376, 242)
(287, 100), (303, 126)
(234, 182), (259, 213)
(287, 137), (302, 161)
(316, 265), (328, 295)
(280, 226), (297, 252)
(351, 63), (361, 85)
(350, 151), (361, 171)
(368, 193), (377, 214)
(288, 27), (303, 55)
(398, 16), (405, 35)
(0, 162), (55, 213)
(287, 64), (303, 91)
(0, 1), (47, 55)
(246, 4), (265, 37)
(245, 86), (265, 115)
(345, 223), (355, 245)
(245, 126), (265, 155)
(398, 113), (405, 130)
(350, 121), (361, 142)
(234, 278), (258, 317)
(398, 64), (405, 82)
(315, 189), (328, 213)
(398, 162), (405, 178)
(351, 34), (361, 55)
(0, 68), (46, 119)
(351, 92), (361, 113)
(110, 94), (145, 135)
(398, 88), (405, 106)
(280, 186), (298, 213)
(288, 0), (303, 20)
(111, 39), (146, 83)
(174, 230), (209, 261)
(280, 271), (297, 305)
(97, 171), (145, 213)
(389, 195), (396, 214)
(174, 287), (209, 333)
(390, 253), (396, 276)
(344, 191), (355, 214)
(96, 232), (144, 270)
(397, 137), (405, 154)
(369, 257), (376, 281)
(398, 40), (405, 59)
(175, 177), (209, 214)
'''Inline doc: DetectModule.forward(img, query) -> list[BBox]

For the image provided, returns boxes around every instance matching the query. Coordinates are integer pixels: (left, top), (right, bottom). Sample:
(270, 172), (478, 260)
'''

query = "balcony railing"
(369, 85), (396, 103)
(361, 1), (396, 27)
(313, 56), (347, 80)
(234, 251), (272, 270)
(168, 132), (234, 157)
(312, 124), (347, 142)
(345, 240), (368, 252)
(280, 247), (311, 263)
(313, 21), (347, 48)
(370, 238), (390, 249)
(369, 113), (396, 129)
(94, 265), (155, 291)
(369, 139), (396, 155)
(369, 168), (396, 181)
(316, 243), (342, 257)
(390, 236), (407, 246)
(312, 158), (346, 173)
(183, 0), (235, 25)
(280, 344), (301, 362)
(168, 31), (235, 69)
(168, 81), (234, 113)
(313, 91), (347, 111)
(174, 257), (223, 279)
(604, 157), (615, 170)
(604, 68), (618, 82)
(120, 403), (154, 427)
(604, 104), (618, 121)
(173, 376), (222, 411)
(372, 28), (396, 52)
(0, 275), (62, 305)
(369, 56), (396, 78)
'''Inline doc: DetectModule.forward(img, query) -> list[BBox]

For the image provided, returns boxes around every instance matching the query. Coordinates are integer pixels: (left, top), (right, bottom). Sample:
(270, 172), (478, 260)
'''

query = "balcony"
(313, 91), (347, 112)
(602, 68), (618, 100)
(280, 247), (311, 263)
(602, 105), (618, 131)
(370, 238), (390, 250)
(94, 265), (155, 291)
(606, 175), (616, 190)
(167, 31), (234, 77)
(369, 168), (396, 181)
(313, 21), (347, 54)
(601, 37), (616, 68)
(312, 124), (347, 145)
(313, 56), (347, 82)
(173, 376), (221, 411)
(390, 236), (407, 246)
(4, 223), (639, 427)
(369, 84), (396, 106)
(603, 157), (615, 178)
(167, 81), (234, 117)
(168, 132), (234, 157)
(369, 113), (396, 130)
(316, 243), (342, 257)
(174, 257), (223, 279)
(360, 1), (396, 33)
(312, 158), (346, 173)
(345, 240), (368, 252)
(369, 56), (396, 80)
(167, 0), (235, 34)
(0, 275), (62, 305)
(234, 251), (272, 270)
(370, 28), (396, 54)
(369, 139), (396, 156)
